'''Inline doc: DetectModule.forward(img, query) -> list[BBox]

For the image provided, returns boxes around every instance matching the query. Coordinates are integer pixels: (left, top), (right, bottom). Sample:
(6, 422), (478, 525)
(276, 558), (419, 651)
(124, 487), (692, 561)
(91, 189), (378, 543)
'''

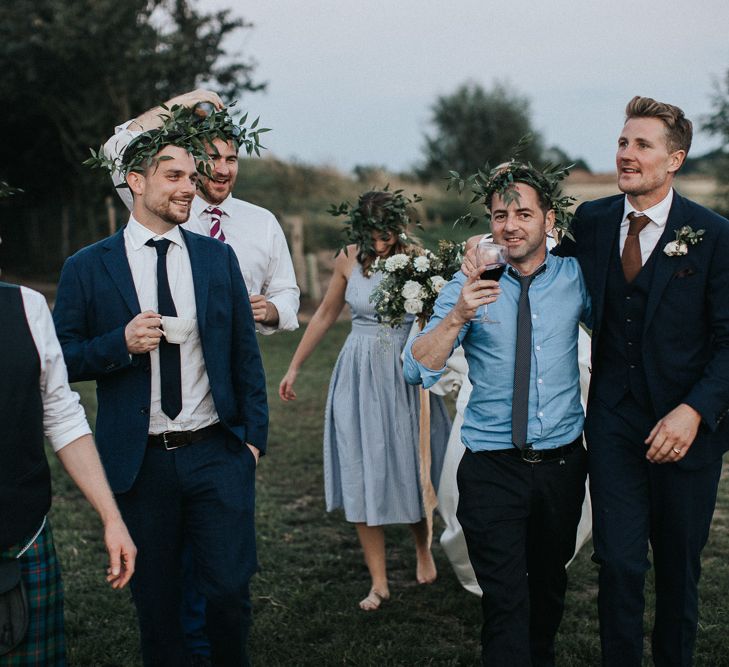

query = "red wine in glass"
(473, 241), (509, 323)
(480, 263), (507, 282)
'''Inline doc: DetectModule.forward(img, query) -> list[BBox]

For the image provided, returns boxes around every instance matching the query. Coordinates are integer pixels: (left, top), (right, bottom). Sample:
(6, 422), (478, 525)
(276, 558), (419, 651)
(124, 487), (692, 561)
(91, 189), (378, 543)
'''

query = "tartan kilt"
(0, 522), (65, 666)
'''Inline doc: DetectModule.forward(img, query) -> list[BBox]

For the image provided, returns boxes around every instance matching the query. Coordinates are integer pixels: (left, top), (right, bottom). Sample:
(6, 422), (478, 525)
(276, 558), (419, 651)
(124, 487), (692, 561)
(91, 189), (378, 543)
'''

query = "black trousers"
(457, 442), (587, 667)
(586, 394), (722, 667)
(115, 429), (257, 667)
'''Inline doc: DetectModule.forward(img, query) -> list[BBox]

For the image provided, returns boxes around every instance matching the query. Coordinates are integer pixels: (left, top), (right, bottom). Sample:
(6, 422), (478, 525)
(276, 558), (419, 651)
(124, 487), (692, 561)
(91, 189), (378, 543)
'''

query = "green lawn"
(50, 322), (729, 665)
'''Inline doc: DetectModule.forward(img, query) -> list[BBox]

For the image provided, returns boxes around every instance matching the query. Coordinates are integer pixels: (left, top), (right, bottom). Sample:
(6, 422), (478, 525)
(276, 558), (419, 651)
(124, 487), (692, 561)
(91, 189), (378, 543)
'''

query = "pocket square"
(673, 267), (696, 279)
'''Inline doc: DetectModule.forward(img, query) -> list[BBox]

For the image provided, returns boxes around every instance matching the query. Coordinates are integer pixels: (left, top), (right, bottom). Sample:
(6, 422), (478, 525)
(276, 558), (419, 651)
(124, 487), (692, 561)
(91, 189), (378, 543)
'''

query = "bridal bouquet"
(370, 240), (464, 328)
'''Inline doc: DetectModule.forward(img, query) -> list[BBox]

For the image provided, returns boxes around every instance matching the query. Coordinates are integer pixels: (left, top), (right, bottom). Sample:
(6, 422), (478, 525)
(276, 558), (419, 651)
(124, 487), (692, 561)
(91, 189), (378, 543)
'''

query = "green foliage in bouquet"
(83, 102), (269, 183)
(328, 186), (422, 258)
(446, 147), (576, 238)
(370, 240), (465, 329)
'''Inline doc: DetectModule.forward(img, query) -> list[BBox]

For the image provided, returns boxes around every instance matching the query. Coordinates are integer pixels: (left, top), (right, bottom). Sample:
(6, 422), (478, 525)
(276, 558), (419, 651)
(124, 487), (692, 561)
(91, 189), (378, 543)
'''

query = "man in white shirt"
(103, 88), (299, 336)
(0, 281), (136, 663)
(53, 135), (268, 667)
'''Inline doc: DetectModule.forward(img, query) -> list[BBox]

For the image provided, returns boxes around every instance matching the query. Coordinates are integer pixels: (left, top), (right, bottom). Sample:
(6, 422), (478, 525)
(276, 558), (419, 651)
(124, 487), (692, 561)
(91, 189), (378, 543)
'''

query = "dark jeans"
(457, 442), (587, 667)
(116, 429), (256, 667)
(586, 394), (722, 667)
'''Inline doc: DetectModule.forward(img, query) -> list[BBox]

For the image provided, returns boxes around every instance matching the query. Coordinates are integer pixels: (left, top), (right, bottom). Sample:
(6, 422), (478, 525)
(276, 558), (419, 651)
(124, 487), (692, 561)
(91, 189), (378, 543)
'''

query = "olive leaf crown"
(83, 102), (269, 184)
(328, 186), (423, 256)
(447, 158), (576, 236)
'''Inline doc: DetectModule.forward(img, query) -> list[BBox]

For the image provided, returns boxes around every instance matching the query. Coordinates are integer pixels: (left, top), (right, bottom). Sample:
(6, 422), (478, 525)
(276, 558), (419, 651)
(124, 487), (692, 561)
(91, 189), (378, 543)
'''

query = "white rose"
(401, 280), (423, 299)
(663, 240), (688, 256)
(384, 254), (410, 271)
(413, 256), (430, 272)
(429, 275), (447, 293)
(404, 298), (424, 314)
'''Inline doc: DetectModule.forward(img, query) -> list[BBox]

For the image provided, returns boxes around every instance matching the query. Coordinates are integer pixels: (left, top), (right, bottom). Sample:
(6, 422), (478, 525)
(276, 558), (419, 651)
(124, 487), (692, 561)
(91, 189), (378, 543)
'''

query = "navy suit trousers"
(115, 428), (257, 667)
(586, 394), (722, 667)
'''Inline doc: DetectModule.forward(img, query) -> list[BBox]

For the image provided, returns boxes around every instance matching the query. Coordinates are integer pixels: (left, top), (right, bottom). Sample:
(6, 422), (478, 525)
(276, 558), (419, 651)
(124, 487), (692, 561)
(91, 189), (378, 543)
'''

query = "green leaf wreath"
(83, 102), (270, 183)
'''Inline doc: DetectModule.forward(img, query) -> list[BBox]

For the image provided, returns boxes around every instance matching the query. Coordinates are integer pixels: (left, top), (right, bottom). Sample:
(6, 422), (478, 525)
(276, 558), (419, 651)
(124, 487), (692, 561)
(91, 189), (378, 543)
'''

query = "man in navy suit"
(53, 136), (267, 667)
(557, 97), (729, 665)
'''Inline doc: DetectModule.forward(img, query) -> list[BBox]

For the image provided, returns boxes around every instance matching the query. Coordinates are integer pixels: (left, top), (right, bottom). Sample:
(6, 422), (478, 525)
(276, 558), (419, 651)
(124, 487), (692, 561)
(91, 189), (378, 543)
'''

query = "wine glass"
(472, 240), (509, 324)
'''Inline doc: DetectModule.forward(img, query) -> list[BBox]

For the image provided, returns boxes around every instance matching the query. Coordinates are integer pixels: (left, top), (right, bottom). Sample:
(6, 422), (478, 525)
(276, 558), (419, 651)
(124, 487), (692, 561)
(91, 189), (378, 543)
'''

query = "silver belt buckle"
(161, 432), (181, 451)
(521, 447), (542, 463)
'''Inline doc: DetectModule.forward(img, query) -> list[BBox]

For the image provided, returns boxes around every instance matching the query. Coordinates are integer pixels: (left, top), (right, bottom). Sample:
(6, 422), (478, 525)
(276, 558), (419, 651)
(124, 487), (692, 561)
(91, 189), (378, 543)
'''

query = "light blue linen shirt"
(403, 253), (591, 452)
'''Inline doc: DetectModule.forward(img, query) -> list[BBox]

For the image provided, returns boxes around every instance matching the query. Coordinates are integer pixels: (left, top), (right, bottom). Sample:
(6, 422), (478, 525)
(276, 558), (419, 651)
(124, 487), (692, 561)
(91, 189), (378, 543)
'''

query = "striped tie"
(206, 206), (226, 242)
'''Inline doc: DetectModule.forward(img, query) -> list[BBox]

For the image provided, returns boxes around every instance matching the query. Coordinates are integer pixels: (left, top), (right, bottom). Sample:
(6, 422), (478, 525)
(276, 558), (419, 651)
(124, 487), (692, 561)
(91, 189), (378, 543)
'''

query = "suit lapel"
(183, 228), (211, 331)
(644, 193), (691, 331)
(101, 228), (141, 315)
(593, 197), (624, 333)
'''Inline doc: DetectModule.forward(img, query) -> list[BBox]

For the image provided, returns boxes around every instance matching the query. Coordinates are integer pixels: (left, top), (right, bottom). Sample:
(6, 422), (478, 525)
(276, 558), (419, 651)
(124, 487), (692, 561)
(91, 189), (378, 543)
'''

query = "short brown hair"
(625, 96), (693, 156)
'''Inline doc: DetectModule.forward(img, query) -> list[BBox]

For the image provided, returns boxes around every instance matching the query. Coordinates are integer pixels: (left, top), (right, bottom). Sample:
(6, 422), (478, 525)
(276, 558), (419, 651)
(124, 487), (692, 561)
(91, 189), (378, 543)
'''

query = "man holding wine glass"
(404, 161), (591, 666)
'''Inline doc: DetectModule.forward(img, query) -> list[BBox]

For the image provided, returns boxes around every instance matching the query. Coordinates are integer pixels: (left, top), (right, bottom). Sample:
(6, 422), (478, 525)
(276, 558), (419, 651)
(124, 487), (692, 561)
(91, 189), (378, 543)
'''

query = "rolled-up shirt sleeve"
(256, 219), (300, 335)
(22, 288), (92, 452)
(102, 120), (139, 211)
(403, 273), (469, 388)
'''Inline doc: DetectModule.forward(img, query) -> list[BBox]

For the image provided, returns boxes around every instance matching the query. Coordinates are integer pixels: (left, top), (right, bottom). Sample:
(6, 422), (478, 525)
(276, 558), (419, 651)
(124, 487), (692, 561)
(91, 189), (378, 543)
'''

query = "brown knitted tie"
(621, 212), (652, 283)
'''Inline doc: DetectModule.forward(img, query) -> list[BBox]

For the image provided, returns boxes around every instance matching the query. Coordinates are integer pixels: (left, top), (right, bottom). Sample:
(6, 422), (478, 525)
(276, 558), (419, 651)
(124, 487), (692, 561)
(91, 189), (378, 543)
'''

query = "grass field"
(50, 322), (729, 666)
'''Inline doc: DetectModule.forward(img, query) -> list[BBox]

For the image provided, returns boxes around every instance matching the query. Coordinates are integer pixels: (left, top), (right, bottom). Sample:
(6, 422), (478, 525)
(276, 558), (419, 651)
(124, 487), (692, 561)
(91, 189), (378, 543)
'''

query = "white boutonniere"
(663, 225), (705, 257)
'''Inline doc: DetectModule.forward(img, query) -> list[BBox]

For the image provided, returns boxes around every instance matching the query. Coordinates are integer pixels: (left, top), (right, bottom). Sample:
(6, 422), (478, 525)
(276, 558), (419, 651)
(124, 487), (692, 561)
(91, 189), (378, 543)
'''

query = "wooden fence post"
(284, 215), (307, 296)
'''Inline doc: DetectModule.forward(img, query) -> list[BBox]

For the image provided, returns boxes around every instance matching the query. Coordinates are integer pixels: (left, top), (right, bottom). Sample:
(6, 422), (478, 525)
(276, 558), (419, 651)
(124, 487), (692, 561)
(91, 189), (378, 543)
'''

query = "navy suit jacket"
(53, 226), (268, 493)
(556, 191), (729, 469)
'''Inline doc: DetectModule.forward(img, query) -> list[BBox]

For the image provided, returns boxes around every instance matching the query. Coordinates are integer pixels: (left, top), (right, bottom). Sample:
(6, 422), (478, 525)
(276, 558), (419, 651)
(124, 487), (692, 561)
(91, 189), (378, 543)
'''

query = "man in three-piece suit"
(557, 96), (729, 666)
(53, 137), (268, 667)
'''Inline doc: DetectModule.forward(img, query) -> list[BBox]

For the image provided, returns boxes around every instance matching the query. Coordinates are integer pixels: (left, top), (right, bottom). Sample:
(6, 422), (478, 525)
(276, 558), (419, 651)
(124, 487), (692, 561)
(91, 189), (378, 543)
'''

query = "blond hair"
(625, 96), (693, 156)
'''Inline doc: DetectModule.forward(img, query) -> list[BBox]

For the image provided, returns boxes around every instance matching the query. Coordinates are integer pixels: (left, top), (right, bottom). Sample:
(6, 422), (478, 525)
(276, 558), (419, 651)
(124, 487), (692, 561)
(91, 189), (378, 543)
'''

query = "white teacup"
(161, 316), (197, 344)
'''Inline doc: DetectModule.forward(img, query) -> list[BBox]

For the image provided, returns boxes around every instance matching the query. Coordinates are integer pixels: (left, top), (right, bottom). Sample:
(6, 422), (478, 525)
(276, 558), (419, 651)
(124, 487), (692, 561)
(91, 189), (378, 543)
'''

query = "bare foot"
(416, 550), (437, 584)
(359, 588), (390, 611)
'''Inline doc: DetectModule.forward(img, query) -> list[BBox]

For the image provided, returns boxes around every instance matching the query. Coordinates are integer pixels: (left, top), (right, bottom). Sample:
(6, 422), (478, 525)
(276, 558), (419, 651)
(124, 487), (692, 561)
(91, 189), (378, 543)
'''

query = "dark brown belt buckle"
(161, 432), (183, 451)
(521, 447), (542, 463)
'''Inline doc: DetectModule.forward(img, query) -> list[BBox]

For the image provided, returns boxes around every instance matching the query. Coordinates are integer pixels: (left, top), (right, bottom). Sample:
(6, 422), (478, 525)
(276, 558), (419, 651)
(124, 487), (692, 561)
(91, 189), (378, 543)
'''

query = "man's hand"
(645, 403), (702, 463)
(461, 240), (489, 278)
(104, 516), (136, 589)
(452, 272), (501, 324)
(249, 294), (279, 326)
(165, 89), (224, 112)
(125, 311), (163, 354)
(246, 443), (260, 466)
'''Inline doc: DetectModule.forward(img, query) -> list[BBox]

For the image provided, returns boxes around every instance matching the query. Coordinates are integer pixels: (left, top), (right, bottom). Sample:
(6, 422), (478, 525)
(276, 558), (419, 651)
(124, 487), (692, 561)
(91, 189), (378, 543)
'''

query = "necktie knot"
(145, 238), (173, 256)
(205, 206), (224, 218)
(627, 212), (652, 237)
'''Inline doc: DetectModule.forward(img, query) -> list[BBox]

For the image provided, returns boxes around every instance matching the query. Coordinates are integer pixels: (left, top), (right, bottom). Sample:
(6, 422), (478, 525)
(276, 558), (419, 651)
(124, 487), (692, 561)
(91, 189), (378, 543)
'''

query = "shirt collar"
(622, 188), (673, 228)
(125, 216), (185, 251)
(193, 194), (232, 218)
(506, 247), (552, 282)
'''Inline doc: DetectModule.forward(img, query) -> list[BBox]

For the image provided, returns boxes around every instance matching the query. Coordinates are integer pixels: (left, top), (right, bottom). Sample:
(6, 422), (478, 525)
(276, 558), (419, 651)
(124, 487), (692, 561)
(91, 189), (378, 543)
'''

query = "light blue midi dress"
(323, 265), (450, 526)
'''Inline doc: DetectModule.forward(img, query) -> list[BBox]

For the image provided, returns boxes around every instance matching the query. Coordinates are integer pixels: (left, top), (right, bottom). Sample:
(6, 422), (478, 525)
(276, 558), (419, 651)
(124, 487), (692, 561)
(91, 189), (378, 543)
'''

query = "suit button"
(626, 318), (632, 323)
(140, 408), (149, 415)
(627, 342), (633, 346)
(625, 296), (631, 301)
(630, 364), (636, 369)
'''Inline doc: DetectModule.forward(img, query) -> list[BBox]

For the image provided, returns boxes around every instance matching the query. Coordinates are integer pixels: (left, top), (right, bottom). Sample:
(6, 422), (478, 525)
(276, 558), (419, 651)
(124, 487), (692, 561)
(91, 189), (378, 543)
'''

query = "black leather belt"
(492, 435), (583, 464)
(147, 423), (222, 451)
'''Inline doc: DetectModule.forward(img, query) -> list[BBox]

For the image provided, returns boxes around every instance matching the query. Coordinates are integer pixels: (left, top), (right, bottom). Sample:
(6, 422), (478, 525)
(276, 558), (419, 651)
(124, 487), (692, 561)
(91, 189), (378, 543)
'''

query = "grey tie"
(511, 269), (541, 450)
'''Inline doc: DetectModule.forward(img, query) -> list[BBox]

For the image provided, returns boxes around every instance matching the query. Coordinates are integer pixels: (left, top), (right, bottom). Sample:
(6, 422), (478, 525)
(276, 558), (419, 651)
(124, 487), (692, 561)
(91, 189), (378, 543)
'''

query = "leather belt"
(492, 435), (583, 464)
(147, 424), (222, 451)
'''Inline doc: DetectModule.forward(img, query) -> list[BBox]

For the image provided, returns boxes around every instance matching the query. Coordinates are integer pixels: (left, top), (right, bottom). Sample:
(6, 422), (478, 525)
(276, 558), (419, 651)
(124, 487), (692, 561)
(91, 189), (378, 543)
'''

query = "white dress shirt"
(20, 287), (91, 452)
(619, 189), (674, 265)
(105, 122), (300, 335)
(124, 218), (218, 434)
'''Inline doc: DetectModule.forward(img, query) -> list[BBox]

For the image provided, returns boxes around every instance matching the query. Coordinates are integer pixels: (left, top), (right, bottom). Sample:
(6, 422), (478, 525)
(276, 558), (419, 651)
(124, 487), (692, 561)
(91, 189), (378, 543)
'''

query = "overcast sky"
(201, 0), (729, 174)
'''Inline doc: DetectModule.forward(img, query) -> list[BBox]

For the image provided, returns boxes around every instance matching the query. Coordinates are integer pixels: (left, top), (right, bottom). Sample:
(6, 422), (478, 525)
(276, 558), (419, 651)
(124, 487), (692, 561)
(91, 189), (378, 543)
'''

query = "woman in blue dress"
(279, 190), (449, 610)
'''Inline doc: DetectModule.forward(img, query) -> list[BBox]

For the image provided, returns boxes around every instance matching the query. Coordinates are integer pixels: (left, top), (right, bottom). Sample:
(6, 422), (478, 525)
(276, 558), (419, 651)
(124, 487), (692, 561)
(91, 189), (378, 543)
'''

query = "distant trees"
(417, 82), (545, 181)
(417, 81), (589, 183)
(703, 68), (729, 215)
(0, 0), (263, 274)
